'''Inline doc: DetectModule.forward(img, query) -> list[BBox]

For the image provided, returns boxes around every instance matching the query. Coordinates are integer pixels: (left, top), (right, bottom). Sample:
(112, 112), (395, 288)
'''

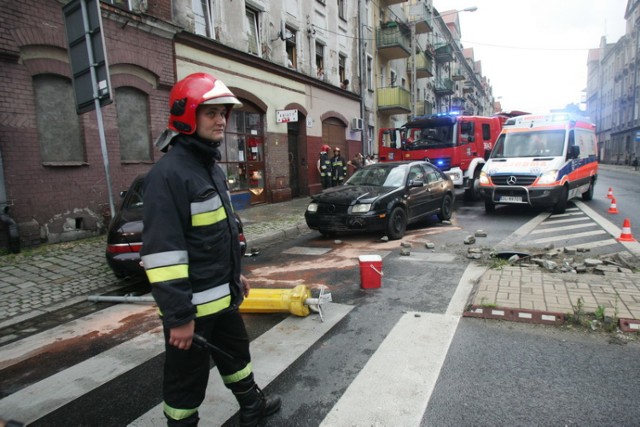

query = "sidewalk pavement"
(1, 191), (640, 337)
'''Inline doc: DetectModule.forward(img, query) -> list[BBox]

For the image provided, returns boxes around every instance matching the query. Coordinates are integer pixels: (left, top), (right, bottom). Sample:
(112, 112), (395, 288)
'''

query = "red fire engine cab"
(378, 112), (522, 200)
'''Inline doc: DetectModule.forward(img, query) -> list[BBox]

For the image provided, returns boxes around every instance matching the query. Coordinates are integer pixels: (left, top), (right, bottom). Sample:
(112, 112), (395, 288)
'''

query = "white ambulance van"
(479, 113), (598, 214)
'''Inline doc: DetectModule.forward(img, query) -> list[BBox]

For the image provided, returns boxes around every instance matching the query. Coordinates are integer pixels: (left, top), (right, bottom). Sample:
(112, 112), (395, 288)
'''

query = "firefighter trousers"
(162, 309), (253, 426)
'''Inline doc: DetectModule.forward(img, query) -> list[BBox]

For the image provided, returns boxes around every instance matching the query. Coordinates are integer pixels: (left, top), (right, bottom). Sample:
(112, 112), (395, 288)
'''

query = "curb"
(464, 305), (565, 325)
(465, 305), (640, 332)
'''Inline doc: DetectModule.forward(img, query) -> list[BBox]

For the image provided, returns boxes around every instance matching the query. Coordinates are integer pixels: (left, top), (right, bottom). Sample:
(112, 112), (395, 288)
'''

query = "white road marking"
(130, 303), (353, 426)
(0, 328), (164, 425)
(528, 229), (608, 244)
(530, 222), (599, 234)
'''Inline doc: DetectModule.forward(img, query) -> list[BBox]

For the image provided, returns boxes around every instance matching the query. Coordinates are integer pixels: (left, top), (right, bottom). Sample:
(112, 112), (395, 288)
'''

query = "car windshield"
(491, 130), (565, 158)
(345, 164), (408, 187)
(404, 124), (454, 150)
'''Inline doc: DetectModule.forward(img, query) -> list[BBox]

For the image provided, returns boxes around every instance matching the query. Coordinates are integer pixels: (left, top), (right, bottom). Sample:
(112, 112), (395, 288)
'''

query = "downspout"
(0, 148), (20, 253)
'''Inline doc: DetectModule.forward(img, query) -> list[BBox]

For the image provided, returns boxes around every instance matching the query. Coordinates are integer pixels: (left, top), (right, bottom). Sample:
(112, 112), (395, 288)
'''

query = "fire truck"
(378, 112), (522, 200)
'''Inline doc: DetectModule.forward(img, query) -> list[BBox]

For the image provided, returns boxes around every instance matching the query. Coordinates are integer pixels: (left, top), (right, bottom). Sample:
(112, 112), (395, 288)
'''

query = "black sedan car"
(105, 174), (247, 279)
(305, 161), (455, 240)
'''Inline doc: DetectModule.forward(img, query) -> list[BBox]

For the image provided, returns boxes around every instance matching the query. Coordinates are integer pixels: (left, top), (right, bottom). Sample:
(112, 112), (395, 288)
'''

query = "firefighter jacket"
(140, 134), (243, 329)
(331, 155), (346, 183)
(318, 152), (332, 176)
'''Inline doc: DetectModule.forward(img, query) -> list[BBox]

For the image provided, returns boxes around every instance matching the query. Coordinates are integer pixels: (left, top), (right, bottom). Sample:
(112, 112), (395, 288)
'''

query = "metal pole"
(411, 21), (416, 120)
(80, 0), (115, 218)
(358, 0), (368, 156)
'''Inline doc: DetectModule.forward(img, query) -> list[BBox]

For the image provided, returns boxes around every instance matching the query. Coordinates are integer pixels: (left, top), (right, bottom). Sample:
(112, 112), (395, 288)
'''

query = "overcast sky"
(433, 0), (628, 113)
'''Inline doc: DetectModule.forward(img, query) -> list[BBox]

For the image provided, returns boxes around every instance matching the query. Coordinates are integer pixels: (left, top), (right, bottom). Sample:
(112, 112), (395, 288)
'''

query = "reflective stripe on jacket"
(141, 135), (243, 328)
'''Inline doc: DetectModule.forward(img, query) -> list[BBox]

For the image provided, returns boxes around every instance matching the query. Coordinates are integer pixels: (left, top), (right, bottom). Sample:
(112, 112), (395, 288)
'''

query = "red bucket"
(358, 255), (383, 289)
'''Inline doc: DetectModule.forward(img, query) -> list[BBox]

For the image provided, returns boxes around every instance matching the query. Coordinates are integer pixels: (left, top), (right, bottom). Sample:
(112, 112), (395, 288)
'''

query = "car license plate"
(500, 196), (522, 202)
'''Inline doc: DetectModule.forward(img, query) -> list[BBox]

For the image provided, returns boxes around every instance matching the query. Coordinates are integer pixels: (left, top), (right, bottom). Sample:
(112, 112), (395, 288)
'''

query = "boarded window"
(115, 87), (151, 162)
(33, 74), (84, 165)
(246, 7), (260, 56)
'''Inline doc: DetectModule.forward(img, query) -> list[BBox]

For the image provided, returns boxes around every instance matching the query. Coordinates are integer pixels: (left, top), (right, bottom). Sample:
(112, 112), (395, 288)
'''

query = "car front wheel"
(385, 206), (407, 240)
(437, 194), (454, 221)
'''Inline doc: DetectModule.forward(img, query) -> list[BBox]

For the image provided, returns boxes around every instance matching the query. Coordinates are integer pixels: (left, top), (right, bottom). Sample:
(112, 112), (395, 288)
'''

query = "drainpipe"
(0, 148), (20, 253)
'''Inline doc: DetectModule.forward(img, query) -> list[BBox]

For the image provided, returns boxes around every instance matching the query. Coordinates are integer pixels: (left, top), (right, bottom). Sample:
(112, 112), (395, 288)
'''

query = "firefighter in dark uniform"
(331, 147), (346, 186)
(141, 73), (281, 427)
(317, 144), (332, 189)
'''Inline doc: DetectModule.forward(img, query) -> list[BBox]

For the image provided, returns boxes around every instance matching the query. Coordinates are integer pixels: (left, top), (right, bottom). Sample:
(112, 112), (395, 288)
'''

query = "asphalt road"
(2, 166), (640, 426)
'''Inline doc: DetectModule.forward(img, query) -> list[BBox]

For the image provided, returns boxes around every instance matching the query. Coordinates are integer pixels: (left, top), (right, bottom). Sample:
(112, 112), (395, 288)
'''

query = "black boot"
(233, 384), (281, 427)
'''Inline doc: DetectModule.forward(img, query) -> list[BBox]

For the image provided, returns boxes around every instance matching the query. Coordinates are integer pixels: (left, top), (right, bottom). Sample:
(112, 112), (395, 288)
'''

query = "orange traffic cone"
(607, 197), (619, 214)
(606, 187), (614, 199)
(618, 218), (636, 242)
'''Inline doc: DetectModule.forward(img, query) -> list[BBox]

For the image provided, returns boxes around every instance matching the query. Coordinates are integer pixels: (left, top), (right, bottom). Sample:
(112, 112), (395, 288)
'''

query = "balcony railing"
(434, 78), (454, 95)
(380, 0), (406, 5)
(376, 23), (411, 60)
(408, 51), (433, 79)
(451, 72), (466, 81)
(434, 43), (454, 62)
(377, 86), (411, 115)
(409, 2), (433, 34)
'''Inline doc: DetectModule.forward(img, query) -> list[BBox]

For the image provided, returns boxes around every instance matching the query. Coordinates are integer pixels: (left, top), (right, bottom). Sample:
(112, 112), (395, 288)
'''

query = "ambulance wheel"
(385, 206), (407, 240)
(484, 199), (495, 213)
(553, 186), (568, 214)
(581, 179), (594, 201)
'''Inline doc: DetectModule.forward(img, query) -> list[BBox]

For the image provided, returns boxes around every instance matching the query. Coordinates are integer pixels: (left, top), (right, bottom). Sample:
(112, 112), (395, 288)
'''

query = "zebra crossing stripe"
(0, 327), (164, 425)
(130, 303), (354, 426)
(320, 312), (459, 426)
(530, 222), (599, 235)
(528, 229), (608, 244)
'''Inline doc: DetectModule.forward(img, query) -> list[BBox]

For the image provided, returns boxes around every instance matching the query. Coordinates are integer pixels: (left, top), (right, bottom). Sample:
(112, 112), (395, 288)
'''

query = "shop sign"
(276, 109), (298, 123)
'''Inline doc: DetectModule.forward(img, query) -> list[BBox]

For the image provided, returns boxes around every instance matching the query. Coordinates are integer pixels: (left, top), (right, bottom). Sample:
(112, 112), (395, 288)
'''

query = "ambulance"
(479, 113), (598, 214)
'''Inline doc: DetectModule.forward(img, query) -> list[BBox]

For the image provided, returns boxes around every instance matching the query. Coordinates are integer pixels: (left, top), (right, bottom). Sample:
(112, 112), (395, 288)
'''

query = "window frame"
(193, 0), (215, 39)
(245, 6), (260, 56)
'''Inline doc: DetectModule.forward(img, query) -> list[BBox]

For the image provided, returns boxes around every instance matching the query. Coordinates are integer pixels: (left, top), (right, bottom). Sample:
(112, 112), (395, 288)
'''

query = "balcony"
(434, 43), (454, 62)
(409, 3), (433, 34)
(451, 72), (466, 81)
(414, 100), (434, 117)
(408, 51), (433, 78)
(377, 86), (411, 115)
(377, 23), (411, 60)
(380, 0), (407, 5)
(434, 78), (454, 96)
(462, 83), (474, 94)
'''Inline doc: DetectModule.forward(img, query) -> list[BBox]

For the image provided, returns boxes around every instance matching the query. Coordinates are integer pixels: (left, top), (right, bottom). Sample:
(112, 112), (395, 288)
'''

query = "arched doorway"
(322, 118), (347, 153)
(288, 113), (309, 197)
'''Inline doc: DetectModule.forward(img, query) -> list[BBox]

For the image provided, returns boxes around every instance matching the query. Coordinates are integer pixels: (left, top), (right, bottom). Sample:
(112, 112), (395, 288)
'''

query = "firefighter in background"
(317, 144), (332, 189)
(331, 147), (346, 186)
(142, 73), (281, 427)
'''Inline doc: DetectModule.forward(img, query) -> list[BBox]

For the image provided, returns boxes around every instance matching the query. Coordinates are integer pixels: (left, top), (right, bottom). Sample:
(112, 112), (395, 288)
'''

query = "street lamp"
(410, 6), (477, 118)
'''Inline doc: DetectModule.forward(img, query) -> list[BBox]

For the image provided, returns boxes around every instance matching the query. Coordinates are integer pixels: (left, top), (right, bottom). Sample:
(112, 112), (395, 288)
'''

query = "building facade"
(587, 0), (640, 165)
(0, 0), (494, 251)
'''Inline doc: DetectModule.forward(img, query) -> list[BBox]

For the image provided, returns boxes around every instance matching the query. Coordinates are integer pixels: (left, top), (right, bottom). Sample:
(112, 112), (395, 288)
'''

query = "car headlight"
(479, 170), (490, 185)
(351, 203), (372, 213)
(536, 170), (558, 185)
(307, 202), (318, 213)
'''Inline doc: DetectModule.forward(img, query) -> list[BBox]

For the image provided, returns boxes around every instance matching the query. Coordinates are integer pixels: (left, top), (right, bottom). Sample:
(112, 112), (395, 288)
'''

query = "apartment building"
(0, 0), (493, 251)
(587, 0), (640, 164)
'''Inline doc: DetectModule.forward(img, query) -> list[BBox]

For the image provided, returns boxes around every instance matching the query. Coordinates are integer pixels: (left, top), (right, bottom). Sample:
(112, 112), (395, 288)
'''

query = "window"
(115, 87), (151, 162)
(338, 54), (346, 84)
(338, 0), (346, 20)
(33, 75), (84, 164)
(286, 26), (297, 69)
(315, 41), (325, 79)
(390, 70), (397, 87)
(245, 7), (260, 56)
(193, 0), (215, 39)
(104, 0), (131, 10)
(224, 107), (265, 203)
(366, 55), (373, 91)
(482, 123), (491, 141)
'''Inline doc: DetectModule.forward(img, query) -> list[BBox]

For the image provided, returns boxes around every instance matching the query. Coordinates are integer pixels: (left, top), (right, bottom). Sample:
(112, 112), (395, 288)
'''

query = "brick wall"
(0, 0), (175, 248)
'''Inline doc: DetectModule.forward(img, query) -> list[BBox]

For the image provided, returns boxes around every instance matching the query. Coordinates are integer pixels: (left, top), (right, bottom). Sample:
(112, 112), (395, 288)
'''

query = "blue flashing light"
(436, 159), (445, 167)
